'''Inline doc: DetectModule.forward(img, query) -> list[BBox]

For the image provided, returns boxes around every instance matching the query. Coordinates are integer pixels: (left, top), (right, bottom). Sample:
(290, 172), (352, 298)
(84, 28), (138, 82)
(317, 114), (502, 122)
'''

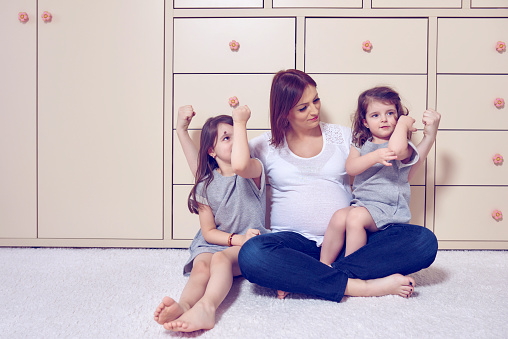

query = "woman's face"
(287, 85), (321, 132)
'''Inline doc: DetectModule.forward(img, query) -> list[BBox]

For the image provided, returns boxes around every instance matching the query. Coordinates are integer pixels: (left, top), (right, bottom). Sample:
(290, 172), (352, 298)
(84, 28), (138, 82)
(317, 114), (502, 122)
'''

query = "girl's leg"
(165, 247), (241, 332)
(154, 253), (213, 325)
(344, 207), (377, 257)
(320, 207), (353, 266)
(333, 224), (438, 280)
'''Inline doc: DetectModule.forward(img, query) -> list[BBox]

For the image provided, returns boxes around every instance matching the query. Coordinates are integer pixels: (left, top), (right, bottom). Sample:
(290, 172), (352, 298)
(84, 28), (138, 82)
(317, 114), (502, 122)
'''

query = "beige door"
(37, 0), (164, 239)
(0, 0), (37, 238)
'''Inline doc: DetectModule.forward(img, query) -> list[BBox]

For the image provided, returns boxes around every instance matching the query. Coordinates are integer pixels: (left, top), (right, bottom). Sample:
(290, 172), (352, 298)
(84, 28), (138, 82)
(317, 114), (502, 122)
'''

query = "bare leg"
(320, 207), (353, 265)
(345, 274), (415, 298)
(165, 247), (241, 332)
(154, 253), (213, 325)
(344, 207), (378, 257)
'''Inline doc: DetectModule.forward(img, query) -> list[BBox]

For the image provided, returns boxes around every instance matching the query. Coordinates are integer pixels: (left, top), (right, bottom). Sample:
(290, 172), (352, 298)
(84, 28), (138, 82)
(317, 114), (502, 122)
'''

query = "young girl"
(154, 105), (268, 332)
(320, 86), (419, 266)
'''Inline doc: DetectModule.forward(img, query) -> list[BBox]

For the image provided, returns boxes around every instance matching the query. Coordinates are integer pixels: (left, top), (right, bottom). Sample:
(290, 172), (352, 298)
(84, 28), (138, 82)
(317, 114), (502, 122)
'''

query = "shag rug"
(1, 248), (506, 339)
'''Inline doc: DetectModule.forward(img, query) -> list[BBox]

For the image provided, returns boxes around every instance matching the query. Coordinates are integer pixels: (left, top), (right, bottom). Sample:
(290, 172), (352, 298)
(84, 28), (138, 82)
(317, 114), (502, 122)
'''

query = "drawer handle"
(493, 153), (504, 165)
(496, 41), (506, 53)
(18, 12), (29, 22)
(229, 40), (240, 51)
(41, 11), (52, 22)
(229, 96), (239, 107)
(494, 98), (505, 109)
(492, 210), (503, 221)
(362, 40), (372, 52)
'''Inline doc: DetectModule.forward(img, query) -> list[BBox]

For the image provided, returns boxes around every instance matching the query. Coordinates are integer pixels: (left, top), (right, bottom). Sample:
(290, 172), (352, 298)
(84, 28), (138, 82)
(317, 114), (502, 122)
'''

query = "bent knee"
(211, 251), (233, 266)
(192, 259), (211, 277)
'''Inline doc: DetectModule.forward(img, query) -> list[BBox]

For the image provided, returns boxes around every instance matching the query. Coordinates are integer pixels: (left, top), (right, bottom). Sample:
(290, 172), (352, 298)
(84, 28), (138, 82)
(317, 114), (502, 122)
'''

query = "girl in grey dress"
(154, 106), (267, 333)
(320, 86), (420, 265)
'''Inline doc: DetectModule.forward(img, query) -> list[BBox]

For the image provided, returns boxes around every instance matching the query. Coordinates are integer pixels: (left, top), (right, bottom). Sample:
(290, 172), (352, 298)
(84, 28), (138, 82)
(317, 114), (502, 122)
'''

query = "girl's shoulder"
(321, 122), (352, 146)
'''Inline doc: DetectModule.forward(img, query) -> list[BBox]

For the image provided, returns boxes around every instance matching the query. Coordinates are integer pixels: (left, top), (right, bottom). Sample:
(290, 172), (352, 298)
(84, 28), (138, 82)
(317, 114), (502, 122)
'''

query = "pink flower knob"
(493, 153), (504, 165)
(229, 40), (240, 51)
(228, 96), (239, 107)
(362, 40), (372, 52)
(41, 11), (52, 22)
(496, 41), (506, 53)
(494, 98), (505, 109)
(18, 12), (29, 22)
(492, 210), (503, 221)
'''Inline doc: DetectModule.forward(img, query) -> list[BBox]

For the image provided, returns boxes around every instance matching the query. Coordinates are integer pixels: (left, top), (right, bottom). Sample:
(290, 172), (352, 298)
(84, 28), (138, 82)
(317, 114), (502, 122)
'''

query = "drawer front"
(471, 0), (508, 8)
(372, 0), (461, 7)
(273, 0), (362, 7)
(173, 185), (199, 240)
(435, 131), (508, 186)
(410, 186), (426, 227)
(305, 18), (428, 74)
(311, 74), (427, 130)
(437, 18), (508, 74)
(173, 18), (296, 73)
(174, 0), (263, 8)
(173, 130), (267, 185)
(435, 186), (508, 241)
(174, 74), (272, 129)
(437, 75), (508, 130)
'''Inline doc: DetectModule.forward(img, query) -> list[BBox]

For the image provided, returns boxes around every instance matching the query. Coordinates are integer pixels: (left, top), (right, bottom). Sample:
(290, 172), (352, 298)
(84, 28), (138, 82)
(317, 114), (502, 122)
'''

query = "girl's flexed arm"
(388, 115), (417, 162)
(198, 203), (257, 246)
(408, 109), (441, 181)
(346, 146), (398, 176)
(176, 105), (198, 177)
(231, 105), (263, 187)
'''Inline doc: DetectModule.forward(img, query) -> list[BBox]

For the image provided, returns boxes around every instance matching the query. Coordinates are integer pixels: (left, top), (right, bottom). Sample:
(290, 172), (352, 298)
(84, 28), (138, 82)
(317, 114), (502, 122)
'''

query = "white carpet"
(0, 248), (506, 339)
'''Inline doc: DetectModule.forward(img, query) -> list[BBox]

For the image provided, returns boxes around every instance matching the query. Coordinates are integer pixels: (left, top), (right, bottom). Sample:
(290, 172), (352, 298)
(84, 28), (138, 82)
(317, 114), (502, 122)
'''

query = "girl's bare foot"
(164, 301), (216, 332)
(277, 290), (290, 299)
(347, 274), (415, 298)
(154, 296), (186, 325)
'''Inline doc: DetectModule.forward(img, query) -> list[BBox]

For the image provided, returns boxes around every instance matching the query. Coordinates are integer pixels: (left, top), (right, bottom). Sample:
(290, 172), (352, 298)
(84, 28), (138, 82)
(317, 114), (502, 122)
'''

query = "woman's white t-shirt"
(249, 122), (352, 245)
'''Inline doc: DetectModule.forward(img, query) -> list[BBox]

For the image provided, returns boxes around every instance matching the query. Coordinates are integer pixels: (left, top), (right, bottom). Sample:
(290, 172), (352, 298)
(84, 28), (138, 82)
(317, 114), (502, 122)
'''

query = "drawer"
(471, 0), (508, 8)
(310, 74), (427, 130)
(437, 18), (508, 74)
(174, 74), (272, 129)
(173, 185), (199, 240)
(435, 131), (508, 186)
(174, 0), (263, 8)
(435, 186), (508, 241)
(437, 75), (508, 130)
(372, 0), (461, 7)
(273, 0), (361, 7)
(410, 186), (426, 227)
(173, 18), (296, 73)
(173, 130), (267, 185)
(305, 18), (428, 74)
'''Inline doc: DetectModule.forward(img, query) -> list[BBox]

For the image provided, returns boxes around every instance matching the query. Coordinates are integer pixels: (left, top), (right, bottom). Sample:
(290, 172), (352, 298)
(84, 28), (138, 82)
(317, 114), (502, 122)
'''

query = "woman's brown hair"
(269, 69), (317, 147)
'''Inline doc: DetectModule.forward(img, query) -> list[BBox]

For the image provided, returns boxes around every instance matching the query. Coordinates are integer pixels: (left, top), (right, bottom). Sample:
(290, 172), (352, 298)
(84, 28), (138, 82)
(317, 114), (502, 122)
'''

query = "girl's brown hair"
(188, 115), (233, 214)
(269, 69), (317, 147)
(352, 86), (410, 148)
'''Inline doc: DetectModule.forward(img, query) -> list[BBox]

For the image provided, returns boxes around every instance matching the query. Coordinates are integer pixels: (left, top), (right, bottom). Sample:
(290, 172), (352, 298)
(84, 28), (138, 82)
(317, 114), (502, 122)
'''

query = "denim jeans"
(238, 224), (438, 302)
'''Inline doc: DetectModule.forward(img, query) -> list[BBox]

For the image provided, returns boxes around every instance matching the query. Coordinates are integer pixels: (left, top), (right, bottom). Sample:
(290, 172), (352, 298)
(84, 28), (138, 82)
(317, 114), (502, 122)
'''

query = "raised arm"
(388, 115), (417, 162)
(176, 105), (198, 177)
(231, 105), (263, 187)
(408, 109), (441, 181)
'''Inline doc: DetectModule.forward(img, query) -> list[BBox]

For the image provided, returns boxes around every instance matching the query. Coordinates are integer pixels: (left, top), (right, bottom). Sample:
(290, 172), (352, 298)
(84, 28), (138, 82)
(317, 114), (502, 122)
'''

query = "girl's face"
(287, 85), (321, 133)
(363, 100), (398, 143)
(208, 123), (234, 164)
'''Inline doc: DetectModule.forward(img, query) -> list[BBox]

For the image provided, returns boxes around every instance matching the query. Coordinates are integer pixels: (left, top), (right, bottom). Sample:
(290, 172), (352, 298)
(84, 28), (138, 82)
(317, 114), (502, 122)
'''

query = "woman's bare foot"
(164, 301), (216, 332)
(346, 274), (415, 298)
(154, 296), (186, 325)
(277, 290), (290, 300)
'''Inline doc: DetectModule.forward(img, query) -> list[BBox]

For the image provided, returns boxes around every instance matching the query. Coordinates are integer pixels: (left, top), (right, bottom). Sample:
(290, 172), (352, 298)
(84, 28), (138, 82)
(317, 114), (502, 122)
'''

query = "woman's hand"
(177, 105), (196, 132)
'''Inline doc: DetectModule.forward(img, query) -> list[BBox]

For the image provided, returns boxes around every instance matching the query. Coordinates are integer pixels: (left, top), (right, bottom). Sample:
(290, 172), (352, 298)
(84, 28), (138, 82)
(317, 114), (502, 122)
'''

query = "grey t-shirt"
(351, 140), (419, 229)
(183, 161), (268, 275)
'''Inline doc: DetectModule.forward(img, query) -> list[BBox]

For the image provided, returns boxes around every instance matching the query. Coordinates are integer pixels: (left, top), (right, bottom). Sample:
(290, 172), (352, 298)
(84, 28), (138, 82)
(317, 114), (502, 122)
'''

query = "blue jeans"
(238, 224), (438, 302)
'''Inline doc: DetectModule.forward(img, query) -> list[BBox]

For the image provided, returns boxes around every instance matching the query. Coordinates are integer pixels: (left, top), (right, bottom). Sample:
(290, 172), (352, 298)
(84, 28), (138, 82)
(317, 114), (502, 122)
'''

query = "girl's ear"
(208, 147), (216, 159)
(362, 119), (369, 129)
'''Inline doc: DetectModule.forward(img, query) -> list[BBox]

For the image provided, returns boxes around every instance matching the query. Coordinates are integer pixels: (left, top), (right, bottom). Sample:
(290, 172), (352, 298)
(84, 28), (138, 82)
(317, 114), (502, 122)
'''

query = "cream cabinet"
(0, 0), (37, 238)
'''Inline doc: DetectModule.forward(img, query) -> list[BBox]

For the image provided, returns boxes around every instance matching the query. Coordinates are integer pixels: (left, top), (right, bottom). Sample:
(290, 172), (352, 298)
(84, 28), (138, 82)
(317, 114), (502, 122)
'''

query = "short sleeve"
(398, 140), (420, 168)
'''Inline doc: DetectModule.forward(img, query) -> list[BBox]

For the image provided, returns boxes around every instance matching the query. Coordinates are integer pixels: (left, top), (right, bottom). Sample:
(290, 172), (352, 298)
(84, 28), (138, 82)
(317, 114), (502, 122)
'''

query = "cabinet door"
(471, 0), (508, 8)
(38, 0), (164, 239)
(0, 1), (37, 238)
(305, 18), (428, 74)
(273, 0), (362, 7)
(372, 0), (461, 7)
(174, 0), (263, 8)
